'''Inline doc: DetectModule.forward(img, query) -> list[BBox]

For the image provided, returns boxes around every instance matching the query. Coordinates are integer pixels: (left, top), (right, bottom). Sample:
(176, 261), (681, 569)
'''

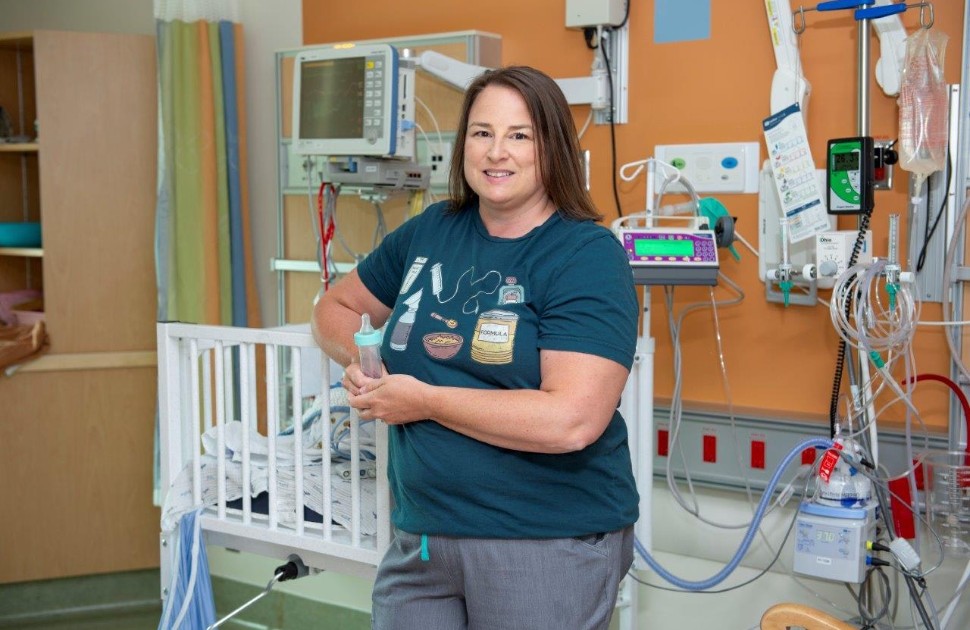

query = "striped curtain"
(154, 0), (261, 327)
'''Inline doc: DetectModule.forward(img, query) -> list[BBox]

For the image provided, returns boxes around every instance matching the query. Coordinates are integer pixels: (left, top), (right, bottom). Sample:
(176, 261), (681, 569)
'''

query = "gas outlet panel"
(654, 142), (761, 194)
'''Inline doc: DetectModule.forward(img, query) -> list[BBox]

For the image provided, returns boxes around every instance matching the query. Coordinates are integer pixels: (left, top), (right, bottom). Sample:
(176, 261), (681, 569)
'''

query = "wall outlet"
(284, 141), (325, 192)
(416, 134), (454, 190)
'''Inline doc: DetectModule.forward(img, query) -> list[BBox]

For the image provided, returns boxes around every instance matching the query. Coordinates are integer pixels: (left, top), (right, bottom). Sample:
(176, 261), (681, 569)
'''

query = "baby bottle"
(354, 313), (383, 378)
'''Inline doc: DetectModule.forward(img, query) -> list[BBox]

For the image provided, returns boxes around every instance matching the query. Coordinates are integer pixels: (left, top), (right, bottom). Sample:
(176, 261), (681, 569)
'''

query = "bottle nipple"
(359, 313), (374, 335)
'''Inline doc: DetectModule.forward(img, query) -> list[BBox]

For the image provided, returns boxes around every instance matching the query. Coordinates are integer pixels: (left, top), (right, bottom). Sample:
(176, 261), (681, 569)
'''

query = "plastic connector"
(886, 282), (898, 311)
(275, 554), (310, 582)
(780, 280), (792, 306)
(868, 351), (885, 369)
(889, 537), (921, 572)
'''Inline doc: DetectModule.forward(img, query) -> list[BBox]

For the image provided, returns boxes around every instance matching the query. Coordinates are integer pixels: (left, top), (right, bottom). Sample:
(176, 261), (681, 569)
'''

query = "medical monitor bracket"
(416, 50), (611, 113)
(293, 43), (416, 160)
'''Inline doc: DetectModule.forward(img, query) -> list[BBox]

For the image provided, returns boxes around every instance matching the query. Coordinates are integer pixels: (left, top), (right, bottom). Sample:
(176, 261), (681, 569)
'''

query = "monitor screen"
(299, 57), (365, 140)
(292, 43), (399, 157)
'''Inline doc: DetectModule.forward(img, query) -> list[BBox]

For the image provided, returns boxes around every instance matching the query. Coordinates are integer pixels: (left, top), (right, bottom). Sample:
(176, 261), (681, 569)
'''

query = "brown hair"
(446, 66), (602, 221)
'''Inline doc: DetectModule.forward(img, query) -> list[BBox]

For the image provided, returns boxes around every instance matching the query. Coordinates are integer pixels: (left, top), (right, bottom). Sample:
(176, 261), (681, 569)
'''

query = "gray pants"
(372, 526), (634, 630)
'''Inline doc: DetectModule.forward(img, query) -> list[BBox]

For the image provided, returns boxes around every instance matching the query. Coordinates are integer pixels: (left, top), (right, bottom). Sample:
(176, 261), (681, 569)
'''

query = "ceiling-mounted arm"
(870, 0), (909, 96)
(764, 0), (811, 114)
(415, 50), (610, 109)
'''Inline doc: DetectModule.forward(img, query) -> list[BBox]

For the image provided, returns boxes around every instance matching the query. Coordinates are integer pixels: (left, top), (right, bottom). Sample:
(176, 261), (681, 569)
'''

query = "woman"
(312, 65), (639, 630)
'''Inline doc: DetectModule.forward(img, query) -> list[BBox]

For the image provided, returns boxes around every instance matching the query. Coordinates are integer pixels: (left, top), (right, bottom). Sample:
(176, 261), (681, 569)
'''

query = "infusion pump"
(616, 216), (720, 286)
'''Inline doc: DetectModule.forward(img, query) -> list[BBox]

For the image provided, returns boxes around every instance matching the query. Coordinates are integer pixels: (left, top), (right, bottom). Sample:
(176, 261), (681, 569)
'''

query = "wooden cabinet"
(0, 30), (159, 583)
(0, 34), (41, 296)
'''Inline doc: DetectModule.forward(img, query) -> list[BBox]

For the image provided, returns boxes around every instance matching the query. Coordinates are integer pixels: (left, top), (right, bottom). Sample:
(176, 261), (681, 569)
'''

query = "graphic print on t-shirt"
(430, 263), (502, 315)
(392, 259), (523, 365)
(498, 276), (525, 305)
(470, 309), (518, 365)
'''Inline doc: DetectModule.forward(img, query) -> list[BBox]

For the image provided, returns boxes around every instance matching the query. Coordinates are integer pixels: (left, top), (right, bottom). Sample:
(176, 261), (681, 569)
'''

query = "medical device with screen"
(826, 136), (874, 215)
(292, 43), (408, 158)
(616, 226), (719, 286)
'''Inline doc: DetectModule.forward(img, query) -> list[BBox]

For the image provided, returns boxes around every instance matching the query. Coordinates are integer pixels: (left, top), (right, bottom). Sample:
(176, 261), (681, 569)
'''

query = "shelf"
(11, 350), (157, 374)
(0, 142), (38, 153)
(0, 247), (43, 257)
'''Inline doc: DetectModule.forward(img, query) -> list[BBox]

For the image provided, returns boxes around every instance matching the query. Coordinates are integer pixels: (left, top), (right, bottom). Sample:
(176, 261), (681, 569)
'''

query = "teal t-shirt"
(357, 201), (639, 538)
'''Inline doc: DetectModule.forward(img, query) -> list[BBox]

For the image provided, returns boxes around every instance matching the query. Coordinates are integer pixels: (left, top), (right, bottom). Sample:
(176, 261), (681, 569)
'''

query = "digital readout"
(634, 238), (695, 257)
(832, 151), (859, 171)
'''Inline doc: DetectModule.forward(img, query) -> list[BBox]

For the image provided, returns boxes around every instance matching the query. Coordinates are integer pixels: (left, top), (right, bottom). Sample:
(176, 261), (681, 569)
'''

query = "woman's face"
(462, 85), (546, 215)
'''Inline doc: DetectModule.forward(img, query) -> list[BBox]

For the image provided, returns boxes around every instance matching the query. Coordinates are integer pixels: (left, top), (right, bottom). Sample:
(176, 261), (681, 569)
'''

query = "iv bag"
(897, 28), (949, 198)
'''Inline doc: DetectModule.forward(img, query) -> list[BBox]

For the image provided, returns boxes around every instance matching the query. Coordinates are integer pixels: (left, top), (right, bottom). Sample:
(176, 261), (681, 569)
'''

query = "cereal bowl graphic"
(423, 332), (463, 360)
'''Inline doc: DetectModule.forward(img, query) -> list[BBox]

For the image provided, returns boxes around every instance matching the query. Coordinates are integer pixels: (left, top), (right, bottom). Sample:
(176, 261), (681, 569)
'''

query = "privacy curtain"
(154, 0), (261, 327)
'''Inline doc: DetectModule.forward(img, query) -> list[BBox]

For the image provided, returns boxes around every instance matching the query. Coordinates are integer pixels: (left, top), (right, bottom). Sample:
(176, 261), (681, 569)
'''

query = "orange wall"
(302, 1), (965, 431)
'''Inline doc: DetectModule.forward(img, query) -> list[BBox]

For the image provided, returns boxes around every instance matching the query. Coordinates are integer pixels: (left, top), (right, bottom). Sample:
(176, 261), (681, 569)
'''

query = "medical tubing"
(940, 557), (970, 628)
(871, 468), (940, 630)
(902, 373), (970, 456)
(634, 437), (833, 591)
(942, 198), (970, 385)
(828, 207), (874, 437)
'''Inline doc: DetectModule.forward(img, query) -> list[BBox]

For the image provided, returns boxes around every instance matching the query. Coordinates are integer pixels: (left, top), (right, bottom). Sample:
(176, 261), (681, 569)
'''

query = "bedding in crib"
(161, 393), (378, 537)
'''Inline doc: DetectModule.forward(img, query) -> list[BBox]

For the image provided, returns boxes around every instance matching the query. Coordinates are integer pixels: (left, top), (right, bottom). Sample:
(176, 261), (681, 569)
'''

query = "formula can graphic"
(470, 309), (518, 365)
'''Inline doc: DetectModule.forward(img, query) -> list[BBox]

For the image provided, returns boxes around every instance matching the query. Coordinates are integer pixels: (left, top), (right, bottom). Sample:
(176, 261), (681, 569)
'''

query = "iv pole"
(795, 7), (940, 629)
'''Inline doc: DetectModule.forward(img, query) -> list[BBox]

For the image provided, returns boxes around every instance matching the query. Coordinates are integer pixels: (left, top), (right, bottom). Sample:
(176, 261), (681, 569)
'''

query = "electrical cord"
(857, 566), (893, 630)
(870, 464), (941, 630)
(827, 206), (875, 437)
(916, 154), (951, 272)
(599, 29), (623, 218)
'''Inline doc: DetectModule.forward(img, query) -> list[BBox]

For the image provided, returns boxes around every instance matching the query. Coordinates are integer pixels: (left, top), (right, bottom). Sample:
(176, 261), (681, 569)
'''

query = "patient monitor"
(292, 42), (416, 160)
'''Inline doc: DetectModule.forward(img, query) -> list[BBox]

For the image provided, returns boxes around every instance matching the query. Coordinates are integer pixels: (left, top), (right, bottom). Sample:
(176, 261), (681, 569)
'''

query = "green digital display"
(634, 238), (694, 257)
(832, 151), (859, 172)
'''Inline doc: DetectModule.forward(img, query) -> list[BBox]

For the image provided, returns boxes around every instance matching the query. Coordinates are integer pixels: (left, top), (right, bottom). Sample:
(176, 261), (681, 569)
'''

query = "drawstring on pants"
(420, 534), (430, 562)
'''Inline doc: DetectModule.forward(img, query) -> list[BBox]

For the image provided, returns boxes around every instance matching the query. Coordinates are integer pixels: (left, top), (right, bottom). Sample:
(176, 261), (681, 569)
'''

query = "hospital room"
(2, 0), (970, 628)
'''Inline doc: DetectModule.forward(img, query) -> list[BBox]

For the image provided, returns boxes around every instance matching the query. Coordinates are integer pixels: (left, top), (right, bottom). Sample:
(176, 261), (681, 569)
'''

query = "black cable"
(614, 0), (631, 28)
(599, 31), (623, 218)
(871, 469), (939, 629)
(915, 155), (952, 272)
(827, 207), (874, 436)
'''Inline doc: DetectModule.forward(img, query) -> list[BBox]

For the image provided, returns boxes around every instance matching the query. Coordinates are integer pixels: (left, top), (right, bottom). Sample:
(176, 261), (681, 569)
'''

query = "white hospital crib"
(157, 322), (392, 611)
(156, 321), (647, 629)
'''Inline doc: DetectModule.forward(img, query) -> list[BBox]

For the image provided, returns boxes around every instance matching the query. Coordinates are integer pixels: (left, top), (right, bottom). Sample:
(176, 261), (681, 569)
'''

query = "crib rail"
(157, 323), (391, 595)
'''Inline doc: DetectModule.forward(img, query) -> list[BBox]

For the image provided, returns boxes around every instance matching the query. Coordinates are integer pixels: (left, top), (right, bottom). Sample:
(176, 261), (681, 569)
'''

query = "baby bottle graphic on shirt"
(390, 289), (423, 351)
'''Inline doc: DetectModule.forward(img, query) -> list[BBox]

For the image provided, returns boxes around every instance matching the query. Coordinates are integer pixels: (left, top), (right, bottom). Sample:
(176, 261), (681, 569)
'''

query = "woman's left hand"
(348, 373), (429, 425)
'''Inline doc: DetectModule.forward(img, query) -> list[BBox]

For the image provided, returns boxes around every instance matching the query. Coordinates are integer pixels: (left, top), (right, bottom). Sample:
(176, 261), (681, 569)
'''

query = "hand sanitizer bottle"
(354, 313), (383, 378)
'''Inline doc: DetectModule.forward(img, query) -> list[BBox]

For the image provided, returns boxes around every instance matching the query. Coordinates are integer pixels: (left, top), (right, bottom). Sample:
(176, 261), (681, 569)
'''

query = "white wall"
(236, 0), (301, 328)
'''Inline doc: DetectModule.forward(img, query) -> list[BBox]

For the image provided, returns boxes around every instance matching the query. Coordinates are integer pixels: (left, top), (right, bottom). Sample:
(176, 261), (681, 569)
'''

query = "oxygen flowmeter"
(826, 137), (875, 215)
